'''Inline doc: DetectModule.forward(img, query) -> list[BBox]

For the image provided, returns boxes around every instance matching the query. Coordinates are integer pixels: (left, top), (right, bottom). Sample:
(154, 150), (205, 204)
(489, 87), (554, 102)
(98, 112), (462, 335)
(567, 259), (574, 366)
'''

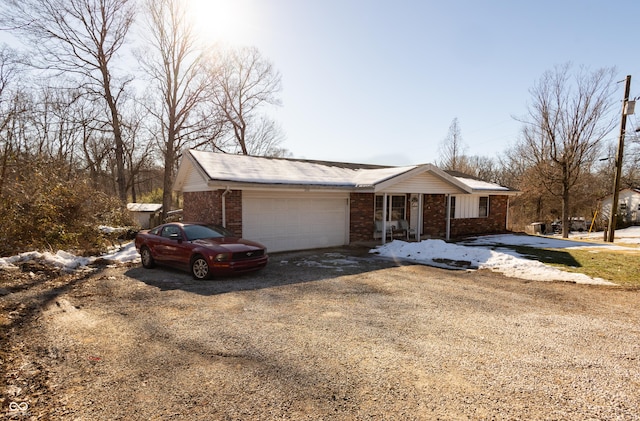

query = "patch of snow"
(0, 242), (140, 271)
(371, 235), (619, 286)
(100, 242), (140, 263)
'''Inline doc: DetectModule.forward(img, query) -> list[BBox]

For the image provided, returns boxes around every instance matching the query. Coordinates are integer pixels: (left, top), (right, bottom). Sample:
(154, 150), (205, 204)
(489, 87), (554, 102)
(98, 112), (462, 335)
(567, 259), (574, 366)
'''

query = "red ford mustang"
(135, 222), (268, 279)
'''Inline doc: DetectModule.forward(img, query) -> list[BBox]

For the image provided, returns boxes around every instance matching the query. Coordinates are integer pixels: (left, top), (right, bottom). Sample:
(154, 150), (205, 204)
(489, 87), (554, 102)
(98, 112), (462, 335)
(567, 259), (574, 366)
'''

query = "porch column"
(446, 194), (451, 241)
(418, 193), (423, 240)
(382, 193), (388, 244)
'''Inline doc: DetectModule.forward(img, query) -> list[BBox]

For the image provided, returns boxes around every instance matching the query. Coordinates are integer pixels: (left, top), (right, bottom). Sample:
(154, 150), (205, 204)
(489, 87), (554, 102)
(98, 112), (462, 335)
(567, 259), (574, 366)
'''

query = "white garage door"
(243, 192), (349, 253)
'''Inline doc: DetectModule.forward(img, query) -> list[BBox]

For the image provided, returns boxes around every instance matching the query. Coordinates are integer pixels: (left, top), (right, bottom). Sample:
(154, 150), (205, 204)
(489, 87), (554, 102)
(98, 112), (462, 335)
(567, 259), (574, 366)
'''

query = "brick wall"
(225, 190), (243, 237)
(183, 190), (509, 244)
(450, 195), (509, 238)
(423, 194), (447, 238)
(421, 194), (509, 239)
(183, 191), (221, 224)
(350, 193), (375, 241)
(182, 190), (243, 237)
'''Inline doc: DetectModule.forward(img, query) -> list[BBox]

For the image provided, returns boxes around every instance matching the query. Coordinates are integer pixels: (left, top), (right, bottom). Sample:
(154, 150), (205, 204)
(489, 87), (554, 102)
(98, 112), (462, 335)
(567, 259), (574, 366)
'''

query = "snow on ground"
(1, 227), (638, 285)
(372, 227), (640, 286)
(0, 243), (140, 271)
(568, 225), (640, 245)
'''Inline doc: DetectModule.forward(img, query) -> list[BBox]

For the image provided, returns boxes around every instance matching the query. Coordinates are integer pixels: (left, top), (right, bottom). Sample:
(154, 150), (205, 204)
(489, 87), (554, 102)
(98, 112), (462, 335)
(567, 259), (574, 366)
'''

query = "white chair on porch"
(398, 220), (416, 240)
(374, 220), (393, 240)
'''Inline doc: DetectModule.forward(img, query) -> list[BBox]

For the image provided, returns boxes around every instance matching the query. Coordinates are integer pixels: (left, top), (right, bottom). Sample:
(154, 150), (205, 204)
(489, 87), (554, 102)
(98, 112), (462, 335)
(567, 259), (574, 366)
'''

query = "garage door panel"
(243, 193), (349, 252)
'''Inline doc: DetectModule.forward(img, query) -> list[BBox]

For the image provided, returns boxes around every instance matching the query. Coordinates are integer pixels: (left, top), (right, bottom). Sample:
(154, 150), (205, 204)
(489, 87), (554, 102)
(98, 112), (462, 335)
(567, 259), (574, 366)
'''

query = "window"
(375, 195), (406, 222)
(391, 196), (405, 221)
(449, 195), (487, 219)
(449, 196), (456, 218)
(161, 225), (181, 238)
(479, 196), (489, 217)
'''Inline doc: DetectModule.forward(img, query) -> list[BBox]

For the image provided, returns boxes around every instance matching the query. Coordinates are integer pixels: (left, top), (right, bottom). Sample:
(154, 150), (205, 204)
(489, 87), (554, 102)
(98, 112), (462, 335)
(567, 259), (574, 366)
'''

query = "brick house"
(173, 149), (520, 252)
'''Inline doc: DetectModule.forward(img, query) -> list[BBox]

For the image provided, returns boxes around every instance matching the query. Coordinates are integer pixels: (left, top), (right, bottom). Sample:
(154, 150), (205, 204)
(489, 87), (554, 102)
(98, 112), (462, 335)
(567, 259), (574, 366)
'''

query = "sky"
(2, 1), (640, 166)
(187, 0), (640, 165)
(3, 226), (640, 285)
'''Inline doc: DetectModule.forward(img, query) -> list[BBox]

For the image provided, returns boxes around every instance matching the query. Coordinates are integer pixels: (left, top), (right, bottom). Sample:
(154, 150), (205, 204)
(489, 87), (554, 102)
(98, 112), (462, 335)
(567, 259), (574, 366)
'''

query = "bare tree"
(456, 155), (499, 182)
(1, 0), (136, 201)
(140, 0), (215, 219)
(516, 64), (618, 237)
(0, 46), (25, 197)
(438, 117), (467, 170)
(207, 46), (283, 155)
(121, 100), (155, 203)
(234, 115), (288, 157)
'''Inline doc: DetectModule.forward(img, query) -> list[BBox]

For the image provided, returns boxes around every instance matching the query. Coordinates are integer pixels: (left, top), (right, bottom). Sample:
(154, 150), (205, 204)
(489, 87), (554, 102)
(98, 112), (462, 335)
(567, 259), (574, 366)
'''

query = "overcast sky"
(3, 0), (640, 166)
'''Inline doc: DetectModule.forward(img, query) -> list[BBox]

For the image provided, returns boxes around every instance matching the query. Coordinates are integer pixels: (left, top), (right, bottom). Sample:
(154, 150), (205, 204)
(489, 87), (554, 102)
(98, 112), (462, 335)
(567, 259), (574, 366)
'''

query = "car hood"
(192, 237), (265, 251)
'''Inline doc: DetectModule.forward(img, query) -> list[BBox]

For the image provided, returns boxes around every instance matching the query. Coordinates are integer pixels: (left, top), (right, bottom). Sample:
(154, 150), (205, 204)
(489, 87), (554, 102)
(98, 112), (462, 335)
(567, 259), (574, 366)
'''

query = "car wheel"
(191, 255), (211, 280)
(140, 247), (155, 268)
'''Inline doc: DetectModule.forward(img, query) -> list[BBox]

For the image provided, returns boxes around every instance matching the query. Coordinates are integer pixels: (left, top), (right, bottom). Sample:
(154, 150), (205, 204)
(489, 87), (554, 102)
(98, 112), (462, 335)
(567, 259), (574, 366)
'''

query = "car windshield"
(182, 224), (234, 241)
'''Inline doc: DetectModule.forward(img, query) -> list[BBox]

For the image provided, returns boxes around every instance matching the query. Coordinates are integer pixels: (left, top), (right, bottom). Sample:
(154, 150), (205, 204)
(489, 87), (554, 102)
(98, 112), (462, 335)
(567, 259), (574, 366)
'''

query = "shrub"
(0, 163), (133, 256)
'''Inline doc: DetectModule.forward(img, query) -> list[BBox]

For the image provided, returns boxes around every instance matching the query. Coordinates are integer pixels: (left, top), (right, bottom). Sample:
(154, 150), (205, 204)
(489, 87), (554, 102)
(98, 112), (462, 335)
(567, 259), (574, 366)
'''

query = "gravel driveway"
(3, 246), (640, 420)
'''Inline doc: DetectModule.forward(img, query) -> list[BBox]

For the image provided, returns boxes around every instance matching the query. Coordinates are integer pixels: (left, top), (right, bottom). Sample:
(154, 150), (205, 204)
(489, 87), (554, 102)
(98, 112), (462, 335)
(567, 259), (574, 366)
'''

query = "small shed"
(127, 203), (162, 229)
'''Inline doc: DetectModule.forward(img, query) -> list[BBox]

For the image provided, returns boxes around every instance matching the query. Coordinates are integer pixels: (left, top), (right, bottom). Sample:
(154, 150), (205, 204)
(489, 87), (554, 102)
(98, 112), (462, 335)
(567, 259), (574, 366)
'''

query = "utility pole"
(606, 75), (632, 242)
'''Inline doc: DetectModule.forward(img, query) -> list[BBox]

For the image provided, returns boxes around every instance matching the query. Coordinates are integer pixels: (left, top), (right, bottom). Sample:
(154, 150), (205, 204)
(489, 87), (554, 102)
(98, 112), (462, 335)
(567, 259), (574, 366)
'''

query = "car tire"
(140, 246), (155, 269)
(191, 255), (211, 280)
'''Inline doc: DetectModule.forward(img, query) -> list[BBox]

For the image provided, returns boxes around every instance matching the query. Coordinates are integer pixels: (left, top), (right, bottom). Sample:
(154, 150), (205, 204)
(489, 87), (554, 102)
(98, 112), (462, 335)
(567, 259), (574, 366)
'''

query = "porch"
(373, 193), (427, 244)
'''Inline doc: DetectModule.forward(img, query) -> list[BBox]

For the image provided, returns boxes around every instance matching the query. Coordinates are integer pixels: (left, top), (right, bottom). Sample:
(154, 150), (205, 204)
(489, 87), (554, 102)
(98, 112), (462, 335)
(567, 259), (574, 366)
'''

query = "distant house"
(173, 150), (520, 253)
(127, 203), (162, 229)
(601, 188), (640, 225)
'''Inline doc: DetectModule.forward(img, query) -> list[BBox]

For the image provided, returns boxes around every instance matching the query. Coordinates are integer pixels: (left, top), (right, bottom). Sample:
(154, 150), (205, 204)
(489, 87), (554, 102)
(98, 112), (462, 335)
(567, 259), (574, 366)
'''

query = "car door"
(155, 225), (184, 265)
(160, 224), (191, 265)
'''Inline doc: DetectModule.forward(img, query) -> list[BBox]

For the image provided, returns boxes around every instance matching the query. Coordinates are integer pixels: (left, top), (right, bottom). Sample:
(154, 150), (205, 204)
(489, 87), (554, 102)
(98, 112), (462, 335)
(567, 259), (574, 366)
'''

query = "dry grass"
(509, 245), (640, 287)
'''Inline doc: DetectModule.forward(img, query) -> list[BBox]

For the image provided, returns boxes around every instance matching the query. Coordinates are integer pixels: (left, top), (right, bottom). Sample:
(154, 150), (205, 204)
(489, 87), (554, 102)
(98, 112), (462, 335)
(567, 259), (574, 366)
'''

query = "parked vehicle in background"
(134, 223), (268, 279)
(550, 217), (587, 234)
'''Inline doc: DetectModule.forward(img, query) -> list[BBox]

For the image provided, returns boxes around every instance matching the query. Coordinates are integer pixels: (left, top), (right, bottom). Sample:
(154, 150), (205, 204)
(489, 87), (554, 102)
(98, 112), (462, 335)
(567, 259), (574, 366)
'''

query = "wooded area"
(0, 0), (638, 254)
(0, 0), (285, 253)
(439, 65), (640, 238)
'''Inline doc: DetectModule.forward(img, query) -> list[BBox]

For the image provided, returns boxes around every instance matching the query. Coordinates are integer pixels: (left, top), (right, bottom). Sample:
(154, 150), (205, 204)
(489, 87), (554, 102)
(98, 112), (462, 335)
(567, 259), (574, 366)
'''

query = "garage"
(243, 191), (350, 252)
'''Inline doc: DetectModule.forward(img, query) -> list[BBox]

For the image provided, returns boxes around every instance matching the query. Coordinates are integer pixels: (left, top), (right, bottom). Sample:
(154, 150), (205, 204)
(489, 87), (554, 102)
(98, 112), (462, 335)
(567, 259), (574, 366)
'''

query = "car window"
(182, 224), (232, 240)
(161, 225), (181, 238)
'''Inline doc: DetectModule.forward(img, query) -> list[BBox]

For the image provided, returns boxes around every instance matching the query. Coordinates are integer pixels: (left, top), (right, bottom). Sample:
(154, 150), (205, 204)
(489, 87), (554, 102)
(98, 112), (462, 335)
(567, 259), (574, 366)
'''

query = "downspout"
(221, 186), (231, 228)
(446, 194), (451, 241)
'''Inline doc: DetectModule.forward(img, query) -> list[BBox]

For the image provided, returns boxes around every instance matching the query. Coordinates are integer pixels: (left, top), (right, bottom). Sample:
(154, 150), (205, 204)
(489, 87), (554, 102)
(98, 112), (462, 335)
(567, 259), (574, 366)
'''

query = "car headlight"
(213, 253), (231, 262)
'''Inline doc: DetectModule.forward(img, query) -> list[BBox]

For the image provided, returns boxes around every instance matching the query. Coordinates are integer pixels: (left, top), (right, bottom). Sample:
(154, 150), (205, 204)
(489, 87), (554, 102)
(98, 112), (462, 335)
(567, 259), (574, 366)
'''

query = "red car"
(135, 223), (268, 279)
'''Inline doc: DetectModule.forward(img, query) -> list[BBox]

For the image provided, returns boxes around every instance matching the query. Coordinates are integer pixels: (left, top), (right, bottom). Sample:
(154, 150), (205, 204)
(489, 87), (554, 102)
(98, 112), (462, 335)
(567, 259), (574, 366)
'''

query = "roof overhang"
(206, 180), (357, 191)
(173, 149), (520, 196)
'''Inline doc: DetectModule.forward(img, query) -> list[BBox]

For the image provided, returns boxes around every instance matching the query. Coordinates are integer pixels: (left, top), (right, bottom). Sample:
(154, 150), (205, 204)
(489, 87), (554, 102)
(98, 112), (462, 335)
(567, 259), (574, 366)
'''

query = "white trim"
(382, 193), (388, 245)
(446, 195), (451, 240)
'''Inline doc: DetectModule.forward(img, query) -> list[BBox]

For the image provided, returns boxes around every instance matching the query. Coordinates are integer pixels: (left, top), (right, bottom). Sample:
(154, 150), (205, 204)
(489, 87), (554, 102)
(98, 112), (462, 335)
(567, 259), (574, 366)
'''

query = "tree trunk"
(561, 163), (570, 238)
(161, 128), (176, 222)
